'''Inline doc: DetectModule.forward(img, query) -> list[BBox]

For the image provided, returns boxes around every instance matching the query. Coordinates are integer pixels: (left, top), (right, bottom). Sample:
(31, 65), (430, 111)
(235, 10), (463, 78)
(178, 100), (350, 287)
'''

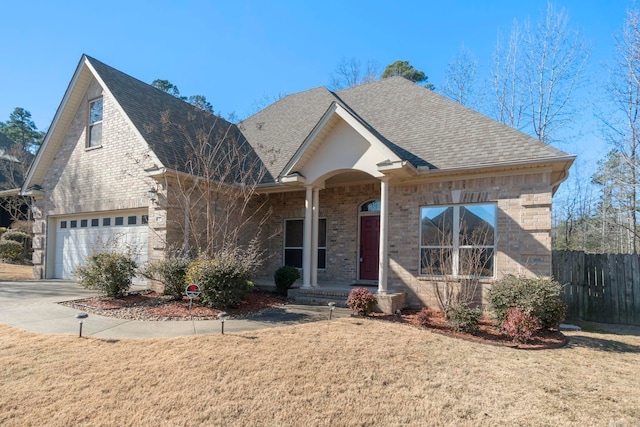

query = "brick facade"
(32, 78), (161, 279)
(258, 169), (554, 308)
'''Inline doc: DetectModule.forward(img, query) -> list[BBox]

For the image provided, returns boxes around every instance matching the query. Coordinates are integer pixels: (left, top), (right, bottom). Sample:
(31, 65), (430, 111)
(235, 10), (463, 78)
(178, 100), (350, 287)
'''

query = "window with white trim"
(284, 218), (327, 269)
(88, 98), (103, 147)
(420, 204), (496, 277)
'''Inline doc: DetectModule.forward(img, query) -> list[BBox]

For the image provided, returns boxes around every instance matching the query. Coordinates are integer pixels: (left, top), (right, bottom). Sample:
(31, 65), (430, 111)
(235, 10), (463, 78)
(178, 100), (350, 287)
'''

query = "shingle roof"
(86, 57), (572, 186)
(86, 56), (270, 183)
(240, 76), (572, 183)
(334, 77), (570, 170)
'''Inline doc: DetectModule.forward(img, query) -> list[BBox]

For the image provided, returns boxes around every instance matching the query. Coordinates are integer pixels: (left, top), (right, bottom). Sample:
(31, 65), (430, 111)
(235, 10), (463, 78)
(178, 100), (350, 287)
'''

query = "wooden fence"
(552, 250), (640, 326)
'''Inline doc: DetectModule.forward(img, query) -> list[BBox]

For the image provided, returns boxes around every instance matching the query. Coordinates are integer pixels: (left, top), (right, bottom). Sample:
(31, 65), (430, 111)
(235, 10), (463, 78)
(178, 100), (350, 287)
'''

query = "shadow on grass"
(567, 335), (640, 353)
(243, 307), (312, 323)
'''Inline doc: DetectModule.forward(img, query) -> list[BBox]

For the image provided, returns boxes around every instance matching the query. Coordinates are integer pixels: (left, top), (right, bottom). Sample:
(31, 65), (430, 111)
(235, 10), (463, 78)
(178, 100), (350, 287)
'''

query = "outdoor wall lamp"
(148, 187), (158, 204)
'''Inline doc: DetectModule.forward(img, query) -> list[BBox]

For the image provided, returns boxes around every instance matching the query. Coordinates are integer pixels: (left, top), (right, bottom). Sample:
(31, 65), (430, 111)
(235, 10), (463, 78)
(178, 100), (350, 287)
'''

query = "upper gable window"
(87, 98), (103, 148)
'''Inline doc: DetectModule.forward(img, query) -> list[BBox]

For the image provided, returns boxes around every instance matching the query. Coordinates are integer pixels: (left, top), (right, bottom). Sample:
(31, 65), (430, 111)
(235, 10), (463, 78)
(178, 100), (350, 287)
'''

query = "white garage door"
(54, 211), (149, 280)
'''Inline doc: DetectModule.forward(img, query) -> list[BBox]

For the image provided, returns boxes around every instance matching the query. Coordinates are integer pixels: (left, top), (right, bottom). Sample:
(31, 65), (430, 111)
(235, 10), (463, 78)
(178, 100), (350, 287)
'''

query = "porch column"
(302, 185), (313, 289)
(311, 187), (320, 287)
(378, 177), (390, 294)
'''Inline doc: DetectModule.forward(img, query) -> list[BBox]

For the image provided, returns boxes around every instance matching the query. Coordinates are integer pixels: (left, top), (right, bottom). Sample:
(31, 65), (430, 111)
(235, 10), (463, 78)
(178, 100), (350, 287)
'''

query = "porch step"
(288, 288), (351, 308)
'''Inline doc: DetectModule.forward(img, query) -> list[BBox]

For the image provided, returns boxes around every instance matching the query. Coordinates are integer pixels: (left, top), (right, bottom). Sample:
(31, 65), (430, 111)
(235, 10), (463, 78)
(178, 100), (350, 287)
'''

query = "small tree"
(421, 208), (494, 318)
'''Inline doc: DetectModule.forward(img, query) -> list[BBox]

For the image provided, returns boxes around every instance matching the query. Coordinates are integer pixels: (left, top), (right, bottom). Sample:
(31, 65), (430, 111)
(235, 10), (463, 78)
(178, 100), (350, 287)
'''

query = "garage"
(53, 211), (149, 280)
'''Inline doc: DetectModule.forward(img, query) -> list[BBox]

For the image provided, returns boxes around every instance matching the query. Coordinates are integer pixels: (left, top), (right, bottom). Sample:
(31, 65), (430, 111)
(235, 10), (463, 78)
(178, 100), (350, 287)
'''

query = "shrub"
(447, 302), (483, 333)
(144, 255), (191, 300)
(502, 307), (541, 344)
(489, 275), (566, 329)
(416, 307), (433, 327)
(346, 287), (378, 316)
(1, 230), (32, 260)
(274, 265), (300, 295)
(74, 250), (137, 298)
(0, 239), (23, 261)
(0, 227), (7, 238)
(186, 252), (253, 308)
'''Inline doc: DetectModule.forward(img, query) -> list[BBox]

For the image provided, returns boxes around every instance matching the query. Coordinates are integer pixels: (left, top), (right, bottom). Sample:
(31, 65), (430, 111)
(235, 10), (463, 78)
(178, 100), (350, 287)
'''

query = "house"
(22, 55), (575, 310)
(0, 132), (32, 227)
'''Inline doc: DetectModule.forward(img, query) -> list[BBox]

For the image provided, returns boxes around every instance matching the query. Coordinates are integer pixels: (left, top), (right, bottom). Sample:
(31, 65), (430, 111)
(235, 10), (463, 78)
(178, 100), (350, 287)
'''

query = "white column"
(311, 187), (320, 287)
(302, 186), (313, 289)
(378, 177), (390, 294)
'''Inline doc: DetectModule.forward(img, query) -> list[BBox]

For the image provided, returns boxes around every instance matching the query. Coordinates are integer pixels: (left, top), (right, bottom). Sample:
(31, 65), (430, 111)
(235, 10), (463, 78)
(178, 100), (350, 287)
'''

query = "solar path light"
(217, 312), (228, 334)
(328, 302), (336, 320)
(75, 312), (88, 337)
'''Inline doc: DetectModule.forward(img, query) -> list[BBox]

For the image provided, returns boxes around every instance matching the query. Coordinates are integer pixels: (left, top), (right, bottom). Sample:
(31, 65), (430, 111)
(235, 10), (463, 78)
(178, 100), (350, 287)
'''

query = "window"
(60, 221), (67, 229)
(91, 218), (99, 227)
(88, 98), (103, 147)
(284, 219), (327, 269)
(70, 220), (77, 228)
(115, 217), (124, 226)
(128, 216), (137, 225)
(80, 219), (88, 227)
(141, 215), (149, 224)
(103, 218), (111, 226)
(420, 204), (496, 277)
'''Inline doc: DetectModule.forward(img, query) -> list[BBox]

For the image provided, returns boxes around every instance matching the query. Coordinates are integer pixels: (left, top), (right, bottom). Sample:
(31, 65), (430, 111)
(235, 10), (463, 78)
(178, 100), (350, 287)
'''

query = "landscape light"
(75, 312), (88, 337)
(217, 312), (228, 334)
(328, 302), (336, 320)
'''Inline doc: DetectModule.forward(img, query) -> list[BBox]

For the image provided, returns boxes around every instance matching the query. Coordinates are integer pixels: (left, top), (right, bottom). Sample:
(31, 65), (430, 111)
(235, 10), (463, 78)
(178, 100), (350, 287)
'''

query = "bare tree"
(491, 24), (527, 129)
(148, 107), (276, 266)
(596, 6), (640, 253)
(421, 208), (494, 317)
(441, 44), (479, 107)
(329, 57), (379, 90)
(0, 143), (33, 223)
(490, 3), (589, 144)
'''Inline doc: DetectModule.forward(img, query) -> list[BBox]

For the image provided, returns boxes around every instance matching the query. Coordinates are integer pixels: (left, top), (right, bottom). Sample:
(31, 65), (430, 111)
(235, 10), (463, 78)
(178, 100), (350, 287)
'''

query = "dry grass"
(0, 262), (33, 281)
(1, 319), (639, 426)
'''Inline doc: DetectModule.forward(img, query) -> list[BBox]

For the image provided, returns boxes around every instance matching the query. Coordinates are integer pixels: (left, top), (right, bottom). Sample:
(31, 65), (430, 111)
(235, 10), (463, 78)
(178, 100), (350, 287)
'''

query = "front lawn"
(0, 319), (638, 426)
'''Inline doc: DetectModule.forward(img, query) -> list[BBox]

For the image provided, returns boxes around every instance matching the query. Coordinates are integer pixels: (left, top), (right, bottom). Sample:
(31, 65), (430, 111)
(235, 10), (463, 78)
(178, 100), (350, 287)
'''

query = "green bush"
(274, 265), (300, 295)
(144, 255), (191, 300)
(186, 252), (253, 308)
(0, 227), (7, 239)
(1, 230), (32, 260)
(0, 240), (23, 261)
(447, 302), (483, 333)
(489, 275), (566, 330)
(74, 251), (137, 298)
(346, 287), (378, 316)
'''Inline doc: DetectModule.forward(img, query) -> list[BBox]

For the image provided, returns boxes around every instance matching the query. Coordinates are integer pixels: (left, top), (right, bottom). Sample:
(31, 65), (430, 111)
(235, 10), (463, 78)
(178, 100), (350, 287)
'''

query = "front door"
(359, 215), (380, 280)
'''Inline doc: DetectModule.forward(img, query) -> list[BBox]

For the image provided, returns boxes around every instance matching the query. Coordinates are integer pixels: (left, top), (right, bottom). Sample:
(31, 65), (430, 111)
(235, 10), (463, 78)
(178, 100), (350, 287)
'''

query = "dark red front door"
(359, 215), (380, 280)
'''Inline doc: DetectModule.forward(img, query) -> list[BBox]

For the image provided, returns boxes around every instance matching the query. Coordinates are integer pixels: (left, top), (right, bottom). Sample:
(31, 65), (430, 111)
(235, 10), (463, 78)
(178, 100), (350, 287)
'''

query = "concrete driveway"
(0, 280), (350, 339)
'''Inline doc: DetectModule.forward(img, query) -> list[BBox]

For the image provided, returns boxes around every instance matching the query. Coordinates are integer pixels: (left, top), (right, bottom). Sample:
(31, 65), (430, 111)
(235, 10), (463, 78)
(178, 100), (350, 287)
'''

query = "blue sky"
(0, 0), (633, 166)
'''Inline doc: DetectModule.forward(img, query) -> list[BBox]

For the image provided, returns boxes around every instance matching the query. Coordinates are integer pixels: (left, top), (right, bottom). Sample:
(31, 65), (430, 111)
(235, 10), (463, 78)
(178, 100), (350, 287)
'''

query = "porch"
(254, 280), (406, 313)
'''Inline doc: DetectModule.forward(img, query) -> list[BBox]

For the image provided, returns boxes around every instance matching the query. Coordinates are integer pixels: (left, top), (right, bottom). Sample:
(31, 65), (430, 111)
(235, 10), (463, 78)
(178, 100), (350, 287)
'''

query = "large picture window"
(284, 218), (327, 269)
(88, 98), (103, 147)
(420, 204), (496, 277)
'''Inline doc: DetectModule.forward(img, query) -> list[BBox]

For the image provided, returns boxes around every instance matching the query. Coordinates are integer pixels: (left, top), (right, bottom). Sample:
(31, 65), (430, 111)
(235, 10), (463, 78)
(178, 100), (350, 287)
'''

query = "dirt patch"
(0, 262), (33, 281)
(60, 289), (289, 321)
(371, 309), (566, 350)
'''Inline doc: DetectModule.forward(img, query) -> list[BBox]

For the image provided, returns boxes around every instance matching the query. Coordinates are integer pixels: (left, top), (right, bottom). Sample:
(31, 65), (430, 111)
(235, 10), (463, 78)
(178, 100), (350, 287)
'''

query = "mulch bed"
(60, 289), (289, 321)
(371, 309), (567, 350)
(60, 291), (566, 349)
